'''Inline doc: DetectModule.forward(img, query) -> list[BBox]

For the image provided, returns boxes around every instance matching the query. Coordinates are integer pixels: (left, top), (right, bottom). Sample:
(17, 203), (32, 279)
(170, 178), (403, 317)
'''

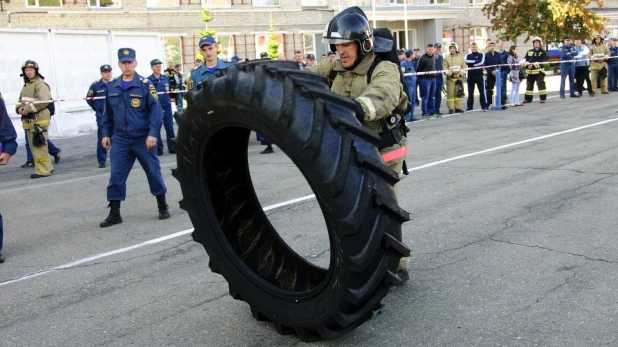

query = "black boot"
(100, 200), (122, 228)
(156, 194), (170, 220)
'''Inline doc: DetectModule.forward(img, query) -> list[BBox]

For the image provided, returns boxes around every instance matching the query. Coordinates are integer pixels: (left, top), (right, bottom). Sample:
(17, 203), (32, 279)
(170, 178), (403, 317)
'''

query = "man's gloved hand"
(353, 99), (365, 124)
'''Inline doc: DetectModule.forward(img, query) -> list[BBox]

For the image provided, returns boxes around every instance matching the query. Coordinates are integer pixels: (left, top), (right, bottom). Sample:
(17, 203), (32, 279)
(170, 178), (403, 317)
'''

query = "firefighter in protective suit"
(523, 36), (548, 103)
(15, 60), (54, 179)
(443, 42), (466, 114)
(304, 7), (410, 283)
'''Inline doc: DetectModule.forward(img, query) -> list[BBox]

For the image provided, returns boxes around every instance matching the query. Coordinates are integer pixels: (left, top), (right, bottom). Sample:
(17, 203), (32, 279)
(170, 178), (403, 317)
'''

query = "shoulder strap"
(366, 55), (382, 84)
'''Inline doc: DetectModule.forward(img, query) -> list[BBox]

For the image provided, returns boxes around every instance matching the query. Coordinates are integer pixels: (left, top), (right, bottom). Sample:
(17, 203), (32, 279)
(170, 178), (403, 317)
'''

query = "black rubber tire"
(173, 60), (410, 342)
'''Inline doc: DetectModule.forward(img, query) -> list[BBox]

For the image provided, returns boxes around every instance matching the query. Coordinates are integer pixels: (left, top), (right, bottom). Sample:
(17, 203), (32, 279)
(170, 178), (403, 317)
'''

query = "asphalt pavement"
(1, 81), (618, 346)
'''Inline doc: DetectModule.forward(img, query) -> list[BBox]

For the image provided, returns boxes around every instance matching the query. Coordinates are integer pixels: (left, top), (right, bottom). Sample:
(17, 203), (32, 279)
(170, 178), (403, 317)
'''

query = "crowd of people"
(396, 35), (618, 121)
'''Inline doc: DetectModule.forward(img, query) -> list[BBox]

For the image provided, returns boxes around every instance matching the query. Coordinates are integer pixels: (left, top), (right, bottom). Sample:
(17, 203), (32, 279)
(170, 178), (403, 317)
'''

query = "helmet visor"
(322, 37), (356, 45)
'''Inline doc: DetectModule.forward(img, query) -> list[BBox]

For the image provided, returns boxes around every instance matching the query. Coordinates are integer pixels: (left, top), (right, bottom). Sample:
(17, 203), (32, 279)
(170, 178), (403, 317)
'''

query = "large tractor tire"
(173, 60), (410, 342)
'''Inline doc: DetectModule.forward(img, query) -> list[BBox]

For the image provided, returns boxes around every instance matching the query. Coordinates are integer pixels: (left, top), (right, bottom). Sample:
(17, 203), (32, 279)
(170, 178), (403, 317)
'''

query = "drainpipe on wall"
(7, 11), (49, 28)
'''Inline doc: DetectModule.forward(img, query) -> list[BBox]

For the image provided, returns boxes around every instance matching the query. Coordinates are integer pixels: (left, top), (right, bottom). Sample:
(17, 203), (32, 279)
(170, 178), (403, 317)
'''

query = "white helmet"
(531, 36), (542, 45)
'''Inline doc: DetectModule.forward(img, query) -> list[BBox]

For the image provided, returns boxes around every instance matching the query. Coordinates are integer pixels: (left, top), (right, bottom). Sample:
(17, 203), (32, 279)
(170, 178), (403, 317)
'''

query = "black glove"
(353, 99), (365, 124)
(32, 124), (47, 147)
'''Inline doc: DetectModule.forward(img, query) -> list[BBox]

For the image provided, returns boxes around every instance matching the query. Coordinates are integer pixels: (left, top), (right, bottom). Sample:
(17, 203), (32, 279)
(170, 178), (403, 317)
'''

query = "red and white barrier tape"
(6, 90), (185, 107)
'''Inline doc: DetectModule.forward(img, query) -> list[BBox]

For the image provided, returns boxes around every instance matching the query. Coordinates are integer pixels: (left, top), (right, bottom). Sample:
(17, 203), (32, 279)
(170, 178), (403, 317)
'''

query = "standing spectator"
(400, 49), (417, 121)
(0, 90), (19, 263)
(589, 35), (610, 94)
(173, 63), (185, 111)
(148, 59), (175, 155)
(320, 53), (327, 61)
(100, 48), (170, 227)
(484, 42), (502, 107)
(497, 41), (510, 105)
(607, 38), (618, 92)
(306, 54), (317, 66)
(16, 60), (56, 178)
(522, 36), (548, 103)
(507, 45), (524, 107)
(260, 52), (269, 59)
(164, 62), (177, 90)
(189, 36), (233, 92)
(256, 52), (274, 154)
(417, 44), (437, 118)
(397, 48), (405, 63)
(574, 38), (594, 97)
(443, 42), (466, 114)
(327, 51), (337, 59)
(295, 50), (307, 68)
(191, 58), (203, 74)
(433, 43), (444, 116)
(86, 64), (113, 168)
(481, 39), (493, 53)
(412, 48), (421, 106)
(559, 35), (578, 98)
(465, 42), (488, 111)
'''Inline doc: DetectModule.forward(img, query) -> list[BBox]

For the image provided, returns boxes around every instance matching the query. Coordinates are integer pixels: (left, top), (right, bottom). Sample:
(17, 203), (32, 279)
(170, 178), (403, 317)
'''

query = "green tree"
(482, 0), (608, 43)
(196, 9), (217, 61)
(267, 13), (281, 59)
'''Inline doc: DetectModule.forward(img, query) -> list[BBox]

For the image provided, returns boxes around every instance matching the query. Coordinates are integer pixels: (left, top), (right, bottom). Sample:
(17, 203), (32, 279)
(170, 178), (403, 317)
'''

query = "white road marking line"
(2, 115), (616, 287)
(0, 194), (316, 287)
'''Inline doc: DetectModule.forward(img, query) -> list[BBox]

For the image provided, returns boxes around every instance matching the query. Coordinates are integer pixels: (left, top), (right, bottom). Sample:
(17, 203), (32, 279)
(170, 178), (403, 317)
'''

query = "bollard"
(491, 65), (508, 111)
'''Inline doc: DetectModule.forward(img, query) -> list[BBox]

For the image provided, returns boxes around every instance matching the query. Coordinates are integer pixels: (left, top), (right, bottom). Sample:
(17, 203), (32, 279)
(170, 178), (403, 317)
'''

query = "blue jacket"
(102, 74), (162, 139)
(484, 51), (502, 74)
(499, 50), (510, 73)
(560, 44), (577, 65)
(147, 74), (172, 107)
(0, 93), (18, 156)
(86, 79), (109, 121)
(465, 52), (485, 76)
(400, 59), (417, 86)
(435, 54), (444, 80)
(609, 46), (618, 66)
(189, 58), (232, 91)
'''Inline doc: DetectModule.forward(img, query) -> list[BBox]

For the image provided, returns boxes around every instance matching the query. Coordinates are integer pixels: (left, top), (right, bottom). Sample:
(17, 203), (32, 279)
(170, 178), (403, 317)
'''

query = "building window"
(389, 0), (404, 4)
(202, 0), (232, 7)
(217, 35), (236, 60)
(301, 0), (328, 6)
(253, 0), (280, 6)
(89, 0), (121, 8)
(429, 0), (450, 4)
(304, 34), (314, 55)
(469, 0), (487, 4)
(27, 0), (61, 7)
(393, 30), (417, 51)
(469, 27), (488, 49)
(147, 0), (179, 7)
(255, 34), (283, 58)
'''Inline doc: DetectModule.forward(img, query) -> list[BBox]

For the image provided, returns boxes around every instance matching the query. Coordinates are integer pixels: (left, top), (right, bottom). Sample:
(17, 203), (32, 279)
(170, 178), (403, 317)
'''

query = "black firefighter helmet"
(322, 7), (374, 56)
(20, 59), (44, 79)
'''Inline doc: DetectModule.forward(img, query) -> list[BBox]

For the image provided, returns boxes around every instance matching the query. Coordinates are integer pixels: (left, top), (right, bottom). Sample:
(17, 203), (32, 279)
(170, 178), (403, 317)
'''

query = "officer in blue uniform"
(608, 38), (618, 92)
(188, 35), (232, 92)
(400, 49), (417, 121)
(100, 48), (170, 228)
(1, 90), (19, 263)
(559, 35), (578, 98)
(148, 58), (175, 155)
(434, 43), (444, 115)
(87, 64), (113, 168)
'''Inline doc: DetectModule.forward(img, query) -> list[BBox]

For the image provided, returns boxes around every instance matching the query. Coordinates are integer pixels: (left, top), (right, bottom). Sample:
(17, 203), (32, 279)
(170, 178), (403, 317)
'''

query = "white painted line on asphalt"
(3, 115), (616, 287)
(0, 194), (317, 287)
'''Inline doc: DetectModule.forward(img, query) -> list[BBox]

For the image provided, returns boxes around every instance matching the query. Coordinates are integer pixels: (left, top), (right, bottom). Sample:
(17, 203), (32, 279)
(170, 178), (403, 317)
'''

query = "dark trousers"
(467, 74), (487, 110)
(608, 64), (618, 91)
(0, 212), (3, 253)
(486, 74), (496, 105)
(156, 104), (176, 153)
(419, 78), (436, 115)
(500, 70), (508, 104)
(434, 78), (443, 114)
(560, 63), (576, 97)
(96, 125), (108, 165)
(525, 73), (547, 102)
(24, 129), (59, 164)
(107, 135), (167, 201)
(575, 66), (593, 95)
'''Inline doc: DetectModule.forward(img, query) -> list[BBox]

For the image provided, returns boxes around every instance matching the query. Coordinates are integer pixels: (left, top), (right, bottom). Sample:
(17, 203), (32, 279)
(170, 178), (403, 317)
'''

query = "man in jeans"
(416, 44), (437, 118)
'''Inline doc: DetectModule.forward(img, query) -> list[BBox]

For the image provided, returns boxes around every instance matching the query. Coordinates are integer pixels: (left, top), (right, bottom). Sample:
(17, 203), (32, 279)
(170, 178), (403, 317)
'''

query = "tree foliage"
(482, 0), (608, 43)
(267, 13), (281, 59)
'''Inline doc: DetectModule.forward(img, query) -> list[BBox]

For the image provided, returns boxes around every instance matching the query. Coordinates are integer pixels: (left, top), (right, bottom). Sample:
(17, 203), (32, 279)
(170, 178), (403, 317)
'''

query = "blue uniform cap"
(175, 63), (181, 68)
(404, 49), (413, 57)
(150, 59), (163, 67)
(306, 54), (315, 60)
(413, 48), (420, 52)
(118, 48), (136, 62)
(100, 64), (112, 72)
(199, 35), (216, 47)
